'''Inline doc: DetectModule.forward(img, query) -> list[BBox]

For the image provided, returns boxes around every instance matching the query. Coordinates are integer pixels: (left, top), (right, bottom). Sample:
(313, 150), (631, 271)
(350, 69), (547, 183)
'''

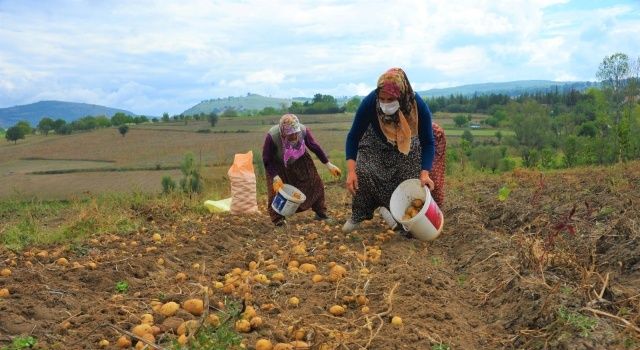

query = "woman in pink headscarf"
(263, 114), (342, 226)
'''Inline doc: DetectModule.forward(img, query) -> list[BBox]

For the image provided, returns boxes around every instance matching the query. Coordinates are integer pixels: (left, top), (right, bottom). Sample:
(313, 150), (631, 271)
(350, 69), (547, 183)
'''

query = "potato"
(356, 295), (369, 306)
(116, 336), (131, 348)
(159, 301), (180, 317)
(273, 343), (293, 350)
(391, 316), (403, 327)
(235, 319), (251, 333)
(152, 233), (162, 242)
(255, 339), (274, 350)
(289, 341), (310, 349)
(250, 316), (263, 329)
(140, 313), (154, 325)
(131, 323), (152, 337)
(299, 263), (316, 273)
(311, 274), (323, 283)
(98, 339), (109, 347)
(206, 314), (220, 327)
(328, 265), (347, 282)
(288, 296), (300, 307)
(329, 305), (345, 316)
(0, 268), (11, 277)
(177, 334), (188, 345)
(177, 320), (199, 336)
(182, 298), (204, 316)
(175, 272), (188, 282)
(411, 198), (424, 208)
(271, 272), (285, 283)
(361, 306), (370, 314)
(56, 258), (69, 266)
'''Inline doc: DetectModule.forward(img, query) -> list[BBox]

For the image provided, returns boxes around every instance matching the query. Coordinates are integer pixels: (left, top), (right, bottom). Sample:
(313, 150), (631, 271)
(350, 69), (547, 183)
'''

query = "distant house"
(470, 123), (481, 129)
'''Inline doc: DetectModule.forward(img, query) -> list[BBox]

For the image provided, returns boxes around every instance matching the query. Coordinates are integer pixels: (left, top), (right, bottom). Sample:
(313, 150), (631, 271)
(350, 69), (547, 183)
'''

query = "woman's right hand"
(346, 170), (358, 195)
(346, 159), (358, 195)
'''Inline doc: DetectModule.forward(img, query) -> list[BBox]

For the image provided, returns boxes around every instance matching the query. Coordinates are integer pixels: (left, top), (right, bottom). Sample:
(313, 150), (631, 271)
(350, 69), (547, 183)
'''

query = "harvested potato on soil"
(182, 298), (204, 316)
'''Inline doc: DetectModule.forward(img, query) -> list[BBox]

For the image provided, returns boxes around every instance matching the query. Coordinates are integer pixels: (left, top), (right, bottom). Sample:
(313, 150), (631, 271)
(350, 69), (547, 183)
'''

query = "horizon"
(1, 0), (639, 115)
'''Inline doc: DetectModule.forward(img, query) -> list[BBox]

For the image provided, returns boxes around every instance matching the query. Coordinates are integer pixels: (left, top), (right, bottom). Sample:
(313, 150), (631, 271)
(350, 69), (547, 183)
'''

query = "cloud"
(0, 0), (638, 115)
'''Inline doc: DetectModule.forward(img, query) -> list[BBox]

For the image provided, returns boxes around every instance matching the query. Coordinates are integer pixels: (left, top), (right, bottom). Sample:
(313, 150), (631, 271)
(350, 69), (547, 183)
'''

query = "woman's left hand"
(420, 170), (434, 190)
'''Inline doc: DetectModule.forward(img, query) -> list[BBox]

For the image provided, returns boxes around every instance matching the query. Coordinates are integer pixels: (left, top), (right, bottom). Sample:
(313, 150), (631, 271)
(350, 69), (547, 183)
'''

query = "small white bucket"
(271, 184), (306, 217)
(389, 179), (444, 241)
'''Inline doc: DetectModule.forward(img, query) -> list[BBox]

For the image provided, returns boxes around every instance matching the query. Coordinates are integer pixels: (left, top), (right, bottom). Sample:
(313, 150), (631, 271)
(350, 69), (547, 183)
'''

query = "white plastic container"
(389, 179), (444, 241)
(271, 184), (306, 217)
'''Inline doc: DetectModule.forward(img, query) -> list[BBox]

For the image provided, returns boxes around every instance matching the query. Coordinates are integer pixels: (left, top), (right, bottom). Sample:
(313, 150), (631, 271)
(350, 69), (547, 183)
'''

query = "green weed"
(170, 299), (243, 350)
(431, 343), (451, 350)
(115, 281), (129, 294)
(1, 336), (37, 350)
(557, 306), (597, 337)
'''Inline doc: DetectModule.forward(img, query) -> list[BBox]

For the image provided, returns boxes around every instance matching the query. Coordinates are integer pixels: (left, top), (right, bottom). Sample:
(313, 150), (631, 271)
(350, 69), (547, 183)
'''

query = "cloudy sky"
(1, 0), (639, 115)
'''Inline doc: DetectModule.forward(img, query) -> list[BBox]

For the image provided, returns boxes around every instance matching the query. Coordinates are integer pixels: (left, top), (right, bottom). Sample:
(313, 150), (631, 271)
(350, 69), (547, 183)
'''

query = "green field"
(0, 113), (507, 199)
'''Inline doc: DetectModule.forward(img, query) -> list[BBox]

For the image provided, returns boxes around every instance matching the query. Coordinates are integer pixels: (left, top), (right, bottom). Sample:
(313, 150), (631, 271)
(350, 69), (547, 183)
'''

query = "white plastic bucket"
(271, 184), (306, 217)
(389, 179), (444, 241)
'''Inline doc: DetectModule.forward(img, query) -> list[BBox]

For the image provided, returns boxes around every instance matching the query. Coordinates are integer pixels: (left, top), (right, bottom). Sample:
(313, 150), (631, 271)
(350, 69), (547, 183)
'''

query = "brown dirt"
(1, 163), (639, 349)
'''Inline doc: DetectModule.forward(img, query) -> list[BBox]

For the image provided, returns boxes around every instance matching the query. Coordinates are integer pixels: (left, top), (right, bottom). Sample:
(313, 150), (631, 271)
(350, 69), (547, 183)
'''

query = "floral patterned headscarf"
(376, 68), (418, 155)
(279, 114), (306, 166)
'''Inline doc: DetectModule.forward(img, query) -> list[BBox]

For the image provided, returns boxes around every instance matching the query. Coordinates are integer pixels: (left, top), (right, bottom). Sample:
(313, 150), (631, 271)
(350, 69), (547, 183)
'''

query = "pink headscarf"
(279, 114), (306, 166)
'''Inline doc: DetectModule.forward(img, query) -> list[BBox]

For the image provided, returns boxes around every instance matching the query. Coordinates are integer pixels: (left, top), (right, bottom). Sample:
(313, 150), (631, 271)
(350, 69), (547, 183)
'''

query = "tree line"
(451, 52), (640, 173)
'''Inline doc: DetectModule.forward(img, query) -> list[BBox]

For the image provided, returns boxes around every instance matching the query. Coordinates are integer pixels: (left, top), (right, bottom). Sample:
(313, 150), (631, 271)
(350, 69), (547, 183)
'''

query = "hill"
(418, 80), (597, 97)
(0, 100), (137, 128)
(182, 93), (309, 116)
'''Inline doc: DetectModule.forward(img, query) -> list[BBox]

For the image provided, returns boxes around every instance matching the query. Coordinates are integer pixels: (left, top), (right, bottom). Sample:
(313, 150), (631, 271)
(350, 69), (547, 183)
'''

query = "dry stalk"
(582, 307), (640, 334)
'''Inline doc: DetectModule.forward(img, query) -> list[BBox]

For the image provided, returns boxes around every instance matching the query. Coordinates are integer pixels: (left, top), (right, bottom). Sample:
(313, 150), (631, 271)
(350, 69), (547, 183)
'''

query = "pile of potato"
(402, 198), (425, 220)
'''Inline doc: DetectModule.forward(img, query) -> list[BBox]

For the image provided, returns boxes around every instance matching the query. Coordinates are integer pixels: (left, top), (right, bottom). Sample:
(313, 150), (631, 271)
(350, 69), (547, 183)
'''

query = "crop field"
(0, 163), (638, 349)
(0, 113), (507, 200)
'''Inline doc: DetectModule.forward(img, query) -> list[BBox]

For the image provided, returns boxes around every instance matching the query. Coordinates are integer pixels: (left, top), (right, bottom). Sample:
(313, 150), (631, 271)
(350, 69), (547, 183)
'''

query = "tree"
(179, 152), (203, 195)
(208, 112), (219, 127)
(37, 117), (55, 135)
(5, 126), (25, 144)
(111, 112), (132, 126)
(597, 53), (629, 94)
(222, 108), (238, 118)
(453, 115), (468, 127)
(161, 175), (177, 194)
(461, 130), (474, 143)
(161, 113), (170, 122)
(118, 125), (129, 137)
(344, 97), (362, 113)
(15, 121), (32, 135)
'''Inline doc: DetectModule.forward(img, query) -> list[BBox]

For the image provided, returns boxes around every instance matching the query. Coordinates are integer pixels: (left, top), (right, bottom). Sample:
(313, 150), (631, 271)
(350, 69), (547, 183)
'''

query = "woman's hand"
(346, 159), (358, 195)
(273, 175), (284, 192)
(325, 162), (342, 178)
(420, 170), (434, 190)
(346, 171), (358, 195)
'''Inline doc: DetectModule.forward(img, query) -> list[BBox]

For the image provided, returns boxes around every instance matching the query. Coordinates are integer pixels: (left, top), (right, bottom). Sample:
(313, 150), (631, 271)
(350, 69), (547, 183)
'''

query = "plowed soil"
(1, 163), (639, 349)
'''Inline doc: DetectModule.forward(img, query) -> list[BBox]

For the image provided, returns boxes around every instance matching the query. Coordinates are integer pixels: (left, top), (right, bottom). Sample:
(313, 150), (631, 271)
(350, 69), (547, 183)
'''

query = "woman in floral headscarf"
(343, 68), (446, 233)
(263, 114), (342, 226)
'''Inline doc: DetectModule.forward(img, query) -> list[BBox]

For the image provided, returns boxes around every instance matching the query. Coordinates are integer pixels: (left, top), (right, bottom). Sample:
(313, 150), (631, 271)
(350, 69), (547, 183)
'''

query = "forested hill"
(417, 80), (596, 98)
(0, 101), (136, 128)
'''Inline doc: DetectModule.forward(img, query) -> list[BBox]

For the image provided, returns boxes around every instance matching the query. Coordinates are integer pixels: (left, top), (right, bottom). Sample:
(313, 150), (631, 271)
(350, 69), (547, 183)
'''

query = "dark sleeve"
(262, 133), (278, 178)
(345, 90), (376, 161)
(304, 128), (329, 164)
(416, 92), (436, 171)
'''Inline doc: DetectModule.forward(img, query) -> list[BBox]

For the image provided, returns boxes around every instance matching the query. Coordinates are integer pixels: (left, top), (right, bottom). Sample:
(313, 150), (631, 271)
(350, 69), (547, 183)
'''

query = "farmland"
(0, 162), (638, 349)
(0, 113), (507, 200)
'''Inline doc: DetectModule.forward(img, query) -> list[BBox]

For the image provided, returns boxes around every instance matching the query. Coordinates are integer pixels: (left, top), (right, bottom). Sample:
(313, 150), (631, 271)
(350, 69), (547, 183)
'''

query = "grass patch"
(170, 299), (244, 350)
(1, 336), (37, 350)
(0, 191), (204, 251)
(557, 306), (597, 337)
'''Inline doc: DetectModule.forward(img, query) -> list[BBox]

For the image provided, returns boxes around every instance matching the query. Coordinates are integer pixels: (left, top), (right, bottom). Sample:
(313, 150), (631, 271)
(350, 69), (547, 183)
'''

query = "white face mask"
(379, 100), (400, 115)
